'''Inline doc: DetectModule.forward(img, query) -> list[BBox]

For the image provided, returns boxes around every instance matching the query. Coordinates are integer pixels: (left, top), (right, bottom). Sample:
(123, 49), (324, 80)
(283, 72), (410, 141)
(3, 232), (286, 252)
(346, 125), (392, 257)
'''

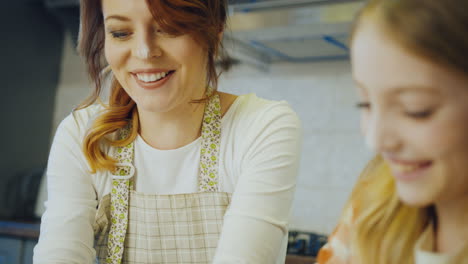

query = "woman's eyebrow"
(105, 15), (131, 22)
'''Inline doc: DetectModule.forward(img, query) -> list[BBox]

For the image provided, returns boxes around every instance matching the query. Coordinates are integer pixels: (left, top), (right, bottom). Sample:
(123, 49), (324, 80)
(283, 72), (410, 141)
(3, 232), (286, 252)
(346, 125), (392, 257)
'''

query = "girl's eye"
(356, 102), (371, 109)
(405, 110), (433, 119)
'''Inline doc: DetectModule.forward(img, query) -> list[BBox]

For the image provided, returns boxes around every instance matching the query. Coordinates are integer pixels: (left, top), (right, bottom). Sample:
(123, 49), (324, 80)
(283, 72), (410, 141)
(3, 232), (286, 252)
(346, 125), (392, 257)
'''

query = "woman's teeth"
(136, 71), (169, 83)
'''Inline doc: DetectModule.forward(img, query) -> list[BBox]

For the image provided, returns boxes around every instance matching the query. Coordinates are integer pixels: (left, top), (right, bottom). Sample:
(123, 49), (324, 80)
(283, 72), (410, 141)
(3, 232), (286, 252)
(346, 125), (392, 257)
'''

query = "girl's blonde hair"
(347, 0), (468, 262)
(346, 156), (431, 264)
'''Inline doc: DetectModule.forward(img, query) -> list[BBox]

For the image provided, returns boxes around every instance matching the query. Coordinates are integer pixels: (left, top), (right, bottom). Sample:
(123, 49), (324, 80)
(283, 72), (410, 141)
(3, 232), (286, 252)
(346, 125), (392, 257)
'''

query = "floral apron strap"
(106, 128), (135, 264)
(198, 92), (222, 192)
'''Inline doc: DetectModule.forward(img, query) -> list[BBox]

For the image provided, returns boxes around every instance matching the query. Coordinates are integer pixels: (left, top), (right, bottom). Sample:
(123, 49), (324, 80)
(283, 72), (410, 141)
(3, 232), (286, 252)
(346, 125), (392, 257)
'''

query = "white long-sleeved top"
(33, 93), (302, 264)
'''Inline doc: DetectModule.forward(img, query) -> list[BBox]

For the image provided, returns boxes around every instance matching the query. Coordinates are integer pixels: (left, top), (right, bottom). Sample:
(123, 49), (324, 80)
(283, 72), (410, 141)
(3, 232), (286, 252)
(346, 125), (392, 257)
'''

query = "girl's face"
(351, 19), (468, 207)
(102, 0), (208, 114)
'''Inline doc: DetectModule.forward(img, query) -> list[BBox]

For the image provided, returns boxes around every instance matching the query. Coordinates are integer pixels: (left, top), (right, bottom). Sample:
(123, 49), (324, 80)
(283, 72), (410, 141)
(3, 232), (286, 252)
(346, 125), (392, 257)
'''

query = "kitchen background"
(1, 0), (372, 263)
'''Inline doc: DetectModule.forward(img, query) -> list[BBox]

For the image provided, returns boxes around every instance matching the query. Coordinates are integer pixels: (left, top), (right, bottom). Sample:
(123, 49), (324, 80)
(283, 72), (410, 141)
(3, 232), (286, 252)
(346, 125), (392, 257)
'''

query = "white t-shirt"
(34, 93), (302, 264)
(415, 224), (467, 264)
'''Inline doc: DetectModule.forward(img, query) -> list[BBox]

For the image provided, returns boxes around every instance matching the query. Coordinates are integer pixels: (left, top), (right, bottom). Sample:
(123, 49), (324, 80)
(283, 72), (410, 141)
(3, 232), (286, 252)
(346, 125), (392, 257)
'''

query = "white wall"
(220, 62), (372, 234)
(52, 33), (91, 133)
(51, 33), (372, 235)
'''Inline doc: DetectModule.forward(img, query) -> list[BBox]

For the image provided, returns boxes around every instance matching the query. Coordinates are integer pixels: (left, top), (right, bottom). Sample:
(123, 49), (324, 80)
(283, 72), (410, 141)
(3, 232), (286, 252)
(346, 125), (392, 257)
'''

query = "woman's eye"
(110, 31), (131, 39)
(154, 28), (169, 36)
(154, 27), (178, 37)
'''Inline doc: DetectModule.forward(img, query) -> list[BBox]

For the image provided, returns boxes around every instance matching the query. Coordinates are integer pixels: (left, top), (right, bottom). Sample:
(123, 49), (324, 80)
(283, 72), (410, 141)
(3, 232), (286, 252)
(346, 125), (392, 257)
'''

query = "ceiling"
(44, 0), (364, 70)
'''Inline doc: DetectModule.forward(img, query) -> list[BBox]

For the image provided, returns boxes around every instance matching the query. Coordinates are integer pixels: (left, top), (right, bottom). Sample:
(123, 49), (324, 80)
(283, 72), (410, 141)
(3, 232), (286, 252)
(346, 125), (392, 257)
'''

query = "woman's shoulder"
(226, 93), (300, 126)
(58, 104), (106, 136)
(52, 104), (112, 197)
(221, 93), (301, 152)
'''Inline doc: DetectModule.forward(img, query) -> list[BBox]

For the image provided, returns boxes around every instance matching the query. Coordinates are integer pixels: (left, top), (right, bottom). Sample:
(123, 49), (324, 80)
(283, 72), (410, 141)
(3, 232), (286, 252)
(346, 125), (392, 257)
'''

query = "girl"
(318, 0), (468, 263)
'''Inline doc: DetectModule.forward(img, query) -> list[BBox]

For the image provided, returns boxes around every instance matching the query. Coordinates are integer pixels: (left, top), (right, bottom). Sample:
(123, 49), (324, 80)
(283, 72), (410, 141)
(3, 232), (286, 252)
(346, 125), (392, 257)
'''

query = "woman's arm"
(213, 101), (302, 263)
(33, 113), (98, 264)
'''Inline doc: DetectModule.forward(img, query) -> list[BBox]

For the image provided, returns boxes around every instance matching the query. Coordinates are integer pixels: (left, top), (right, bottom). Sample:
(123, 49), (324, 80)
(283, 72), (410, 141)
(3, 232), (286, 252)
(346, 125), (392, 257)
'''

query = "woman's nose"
(132, 32), (162, 60)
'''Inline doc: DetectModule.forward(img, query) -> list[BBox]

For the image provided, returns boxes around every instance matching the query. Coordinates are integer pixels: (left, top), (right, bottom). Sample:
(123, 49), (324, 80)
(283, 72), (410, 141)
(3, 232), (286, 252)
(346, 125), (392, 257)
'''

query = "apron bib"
(93, 93), (232, 264)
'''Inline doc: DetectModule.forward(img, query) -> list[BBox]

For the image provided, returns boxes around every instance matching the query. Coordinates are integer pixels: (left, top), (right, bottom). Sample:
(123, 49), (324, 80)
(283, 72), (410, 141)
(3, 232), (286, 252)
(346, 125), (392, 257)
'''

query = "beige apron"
(93, 93), (232, 264)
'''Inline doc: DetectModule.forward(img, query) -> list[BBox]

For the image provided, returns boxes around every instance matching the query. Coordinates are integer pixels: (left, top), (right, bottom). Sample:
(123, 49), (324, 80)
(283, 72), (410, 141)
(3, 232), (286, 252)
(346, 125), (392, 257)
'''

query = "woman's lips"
(132, 70), (175, 90)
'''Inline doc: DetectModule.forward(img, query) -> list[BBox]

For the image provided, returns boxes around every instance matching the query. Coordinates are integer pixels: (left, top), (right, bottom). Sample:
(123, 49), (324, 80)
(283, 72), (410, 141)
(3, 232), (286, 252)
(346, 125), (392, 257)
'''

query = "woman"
(33, 0), (301, 263)
(317, 0), (468, 263)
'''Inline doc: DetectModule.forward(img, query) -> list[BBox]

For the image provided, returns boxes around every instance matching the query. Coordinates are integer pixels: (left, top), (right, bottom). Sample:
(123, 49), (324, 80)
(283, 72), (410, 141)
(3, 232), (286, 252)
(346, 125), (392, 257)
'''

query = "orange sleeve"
(316, 205), (354, 264)
(317, 157), (380, 264)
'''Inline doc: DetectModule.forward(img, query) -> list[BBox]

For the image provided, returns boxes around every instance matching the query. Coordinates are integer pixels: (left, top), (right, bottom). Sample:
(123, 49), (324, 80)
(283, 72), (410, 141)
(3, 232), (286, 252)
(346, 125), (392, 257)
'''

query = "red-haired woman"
(33, 0), (301, 263)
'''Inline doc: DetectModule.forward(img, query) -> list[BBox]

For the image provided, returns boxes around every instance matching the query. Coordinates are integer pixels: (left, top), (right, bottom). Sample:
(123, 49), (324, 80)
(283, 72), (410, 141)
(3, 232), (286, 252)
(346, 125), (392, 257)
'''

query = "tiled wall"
(51, 33), (372, 235)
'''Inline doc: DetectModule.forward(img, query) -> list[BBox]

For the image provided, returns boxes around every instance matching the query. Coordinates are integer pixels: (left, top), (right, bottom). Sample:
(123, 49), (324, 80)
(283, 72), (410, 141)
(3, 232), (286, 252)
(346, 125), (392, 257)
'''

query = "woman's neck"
(137, 98), (207, 150)
(435, 194), (468, 254)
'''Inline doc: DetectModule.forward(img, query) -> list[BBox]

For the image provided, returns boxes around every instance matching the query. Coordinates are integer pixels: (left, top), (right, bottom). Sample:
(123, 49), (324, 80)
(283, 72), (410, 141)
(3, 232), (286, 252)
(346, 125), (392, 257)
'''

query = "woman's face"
(102, 0), (208, 113)
(351, 19), (468, 207)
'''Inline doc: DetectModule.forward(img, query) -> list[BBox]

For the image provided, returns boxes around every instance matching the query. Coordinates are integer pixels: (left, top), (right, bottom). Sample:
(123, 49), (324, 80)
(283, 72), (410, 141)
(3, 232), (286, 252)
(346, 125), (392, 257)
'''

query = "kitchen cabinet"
(286, 255), (316, 264)
(0, 221), (39, 264)
(0, 237), (22, 264)
(0, 237), (36, 264)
